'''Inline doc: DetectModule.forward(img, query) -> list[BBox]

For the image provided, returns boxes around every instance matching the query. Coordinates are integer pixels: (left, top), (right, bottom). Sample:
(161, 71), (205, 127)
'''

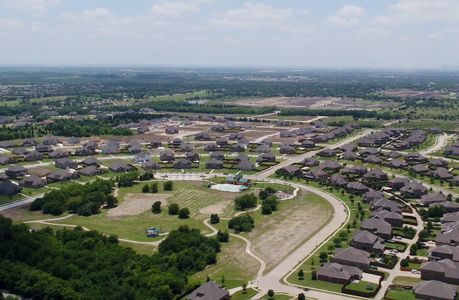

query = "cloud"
(151, 0), (213, 18)
(209, 2), (296, 29)
(0, 0), (60, 11)
(0, 18), (24, 29)
(328, 4), (366, 28)
(390, 0), (459, 21)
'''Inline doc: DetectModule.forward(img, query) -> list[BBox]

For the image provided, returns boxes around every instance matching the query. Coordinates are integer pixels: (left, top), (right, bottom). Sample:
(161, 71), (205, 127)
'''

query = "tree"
(228, 214), (255, 232)
(267, 289), (274, 298)
(178, 208), (190, 219)
(410, 243), (418, 255)
(151, 182), (158, 193)
(400, 258), (409, 268)
(152, 201), (161, 214)
(319, 252), (328, 263)
(234, 194), (257, 210)
(217, 230), (229, 242)
(142, 184), (150, 193)
(311, 270), (317, 280)
(298, 293), (306, 300)
(297, 269), (304, 280)
(168, 203), (179, 215)
(210, 213), (220, 224)
(104, 195), (118, 208)
(242, 283), (247, 293)
(164, 181), (173, 191)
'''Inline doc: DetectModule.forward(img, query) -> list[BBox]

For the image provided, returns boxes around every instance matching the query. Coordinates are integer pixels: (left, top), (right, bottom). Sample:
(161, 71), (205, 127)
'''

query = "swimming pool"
(210, 184), (247, 193)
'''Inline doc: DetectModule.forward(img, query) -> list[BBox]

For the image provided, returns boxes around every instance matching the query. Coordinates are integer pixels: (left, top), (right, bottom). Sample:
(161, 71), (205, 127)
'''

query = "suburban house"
(237, 160), (255, 171)
(210, 151), (225, 161)
(317, 262), (362, 284)
(436, 229), (459, 246)
(5, 165), (28, 178)
(387, 177), (409, 190)
(206, 158), (224, 169)
(0, 180), (20, 195)
(400, 182), (428, 198)
(351, 230), (385, 254)
(256, 152), (276, 163)
(109, 162), (133, 173)
(332, 247), (371, 269)
(141, 161), (161, 171)
(185, 281), (230, 300)
(362, 190), (384, 203)
(420, 193), (446, 206)
(160, 150), (175, 162)
(173, 159), (192, 169)
(25, 151), (43, 162)
(46, 170), (78, 182)
(346, 182), (370, 195)
(81, 157), (101, 166)
(78, 166), (103, 177)
(421, 259), (459, 284)
(186, 150), (200, 162)
(370, 198), (402, 213)
(372, 209), (403, 227)
(360, 216), (392, 240)
(443, 213), (459, 223)
(413, 280), (457, 300)
(55, 158), (78, 169)
(19, 175), (46, 188)
(429, 245), (459, 262)
(134, 151), (151, 163)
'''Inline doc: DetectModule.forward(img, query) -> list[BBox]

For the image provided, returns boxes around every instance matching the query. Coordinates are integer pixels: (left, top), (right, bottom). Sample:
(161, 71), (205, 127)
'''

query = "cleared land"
(244, 192), (333, 272)
(107, 193), (169, 217)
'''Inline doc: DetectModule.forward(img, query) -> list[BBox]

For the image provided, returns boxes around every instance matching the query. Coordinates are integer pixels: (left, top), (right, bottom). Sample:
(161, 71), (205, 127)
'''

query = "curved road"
(420, 133), (449, 156)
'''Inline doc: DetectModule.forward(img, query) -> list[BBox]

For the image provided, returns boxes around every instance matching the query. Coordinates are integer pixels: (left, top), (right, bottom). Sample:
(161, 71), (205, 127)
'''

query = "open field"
(244, 193), (333, 272)
(190, 236), (260, 289)
(227, 96), (393, 110)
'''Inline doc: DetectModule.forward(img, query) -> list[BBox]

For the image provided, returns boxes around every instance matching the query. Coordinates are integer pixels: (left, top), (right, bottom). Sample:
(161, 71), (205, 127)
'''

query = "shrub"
(142, 184), (150, 193)
(178, 208), (190, 219)
(164, 181), (173, 191)
(42, 201), (66, 215)
(152, 201), (161, 214)
(168, 203), (179, 215)
(151, 182), (158, 193)
(234, 194), (257, 210)
(210, 213), (220, 224)
(228, 214), (254, 232)
(217, 230), (229, 242)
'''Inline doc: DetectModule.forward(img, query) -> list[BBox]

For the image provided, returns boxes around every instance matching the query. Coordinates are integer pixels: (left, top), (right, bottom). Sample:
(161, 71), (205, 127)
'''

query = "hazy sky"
(1, 0), (458, 68)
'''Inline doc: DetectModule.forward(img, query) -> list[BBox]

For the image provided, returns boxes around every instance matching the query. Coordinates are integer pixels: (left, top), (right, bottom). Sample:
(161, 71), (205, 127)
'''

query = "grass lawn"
(190, 237), (259, 290)
(385, 241), (408, 252)
(392, 276), (421, 286)
(385, 287), (416, 300)
(47, 181), (247, 241)
(118, 241), (156, 255)
(345, 280), (378, 293)
(407, 261), (421, 270)
(416, 248), (429, 257)
(0, 194), (25, 205)
(231, 288), (259, 300)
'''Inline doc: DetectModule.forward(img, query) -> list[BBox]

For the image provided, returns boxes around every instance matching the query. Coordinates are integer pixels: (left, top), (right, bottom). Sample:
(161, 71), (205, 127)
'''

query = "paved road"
(420, 133), (449, 156)
(252, 129), (373, 180)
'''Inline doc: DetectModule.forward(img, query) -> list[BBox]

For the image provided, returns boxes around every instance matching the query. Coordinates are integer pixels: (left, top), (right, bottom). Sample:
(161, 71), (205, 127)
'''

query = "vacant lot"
(107, 193), (169, 217)
(245, 193), (333, 272)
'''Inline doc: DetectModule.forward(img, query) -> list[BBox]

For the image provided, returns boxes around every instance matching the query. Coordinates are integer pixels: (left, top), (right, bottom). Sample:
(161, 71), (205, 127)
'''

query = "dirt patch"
(107, 193), (169, 217)
(247, 195), (332, 271)
(199, 201), (231, 215)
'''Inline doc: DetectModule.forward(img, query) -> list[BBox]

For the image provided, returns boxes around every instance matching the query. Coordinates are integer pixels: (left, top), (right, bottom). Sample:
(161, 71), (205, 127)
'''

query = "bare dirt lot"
(107, 193), (169, 217)
(199, 201), (231, 215)
(229, 96), (393, 110)
(246, 194), (333, 272)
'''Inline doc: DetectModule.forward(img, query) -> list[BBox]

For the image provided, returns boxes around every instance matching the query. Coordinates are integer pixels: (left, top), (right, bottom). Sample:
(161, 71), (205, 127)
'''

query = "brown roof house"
(413, 280), (457, 300)
(160, 150), (175, 162)
(5, 165), (28, 179)
(317, 262), (362, 284)
(360, 216), (392, 240)
(332, 247), (371, 269)
(206, 158), (224, 169)
(0, 180), (21, 195)
(421, 259), (459, 284)
(173, 159), (192, 169)
(429, 245), (459, 262)
(19, 175), (46, 188)
(55, 158), (77, 169)
(351, 230), (385, 254)
(186, 281), (229, 300)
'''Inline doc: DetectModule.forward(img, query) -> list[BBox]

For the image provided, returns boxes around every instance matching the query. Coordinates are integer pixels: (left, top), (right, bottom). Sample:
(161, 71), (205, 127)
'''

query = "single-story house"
(317, 262), (362, 284)
(332, 247), (371, 269)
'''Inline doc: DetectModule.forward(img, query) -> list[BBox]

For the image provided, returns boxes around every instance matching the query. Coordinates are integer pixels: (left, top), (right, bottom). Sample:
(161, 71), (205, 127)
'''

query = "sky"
(0, 0), (459, 69)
